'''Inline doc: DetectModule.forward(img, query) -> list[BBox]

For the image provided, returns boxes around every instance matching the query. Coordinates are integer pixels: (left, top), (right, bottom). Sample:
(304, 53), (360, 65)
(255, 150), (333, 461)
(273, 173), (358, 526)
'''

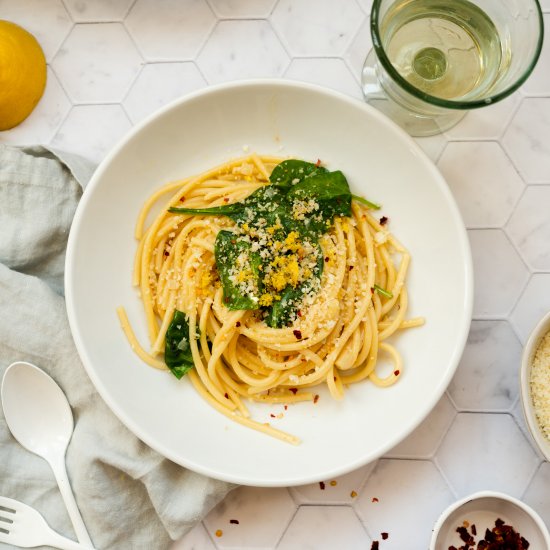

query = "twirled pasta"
(117, 155), (423, 444)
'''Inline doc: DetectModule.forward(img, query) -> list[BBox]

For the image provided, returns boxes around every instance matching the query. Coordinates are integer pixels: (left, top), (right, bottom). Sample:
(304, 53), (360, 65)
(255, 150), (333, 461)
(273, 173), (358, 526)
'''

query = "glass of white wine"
(362, 0), (544, 136)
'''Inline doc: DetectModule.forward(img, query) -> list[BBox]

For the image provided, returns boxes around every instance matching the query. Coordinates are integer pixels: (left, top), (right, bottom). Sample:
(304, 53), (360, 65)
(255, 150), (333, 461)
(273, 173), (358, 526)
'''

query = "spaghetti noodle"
(117, 155), (423, 444)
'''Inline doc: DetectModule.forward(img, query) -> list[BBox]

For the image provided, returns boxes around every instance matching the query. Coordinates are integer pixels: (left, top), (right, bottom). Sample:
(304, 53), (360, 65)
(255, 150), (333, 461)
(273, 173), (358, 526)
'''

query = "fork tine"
(0, 497), (17, 513)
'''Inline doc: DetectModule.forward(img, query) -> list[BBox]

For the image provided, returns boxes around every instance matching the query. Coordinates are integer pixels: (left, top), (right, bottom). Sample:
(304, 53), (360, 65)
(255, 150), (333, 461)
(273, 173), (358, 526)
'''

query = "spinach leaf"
(269, 159), (327, 188)
(286, 170), (352, 237)
(165, 310), (196, 379)
(215, 230), (262, 310)
(265, 286), (302, 328)
(287, 170), (351, 211)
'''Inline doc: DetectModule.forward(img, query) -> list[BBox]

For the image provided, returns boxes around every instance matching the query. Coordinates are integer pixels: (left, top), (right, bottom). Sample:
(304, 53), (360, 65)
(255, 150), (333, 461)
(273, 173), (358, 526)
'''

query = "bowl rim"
(520, 310), (550, 461)
(65, 78), (474, 485)
(429, 490), (550, 548)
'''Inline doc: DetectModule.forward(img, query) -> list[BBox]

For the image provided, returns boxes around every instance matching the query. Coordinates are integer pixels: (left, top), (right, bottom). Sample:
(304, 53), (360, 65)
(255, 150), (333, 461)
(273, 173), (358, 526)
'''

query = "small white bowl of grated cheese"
(520, 310), (550, 461)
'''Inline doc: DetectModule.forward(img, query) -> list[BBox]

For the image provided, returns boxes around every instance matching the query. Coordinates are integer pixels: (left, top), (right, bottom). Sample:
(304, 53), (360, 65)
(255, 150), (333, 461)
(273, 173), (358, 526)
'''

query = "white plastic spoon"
(1, 361), (94, 547)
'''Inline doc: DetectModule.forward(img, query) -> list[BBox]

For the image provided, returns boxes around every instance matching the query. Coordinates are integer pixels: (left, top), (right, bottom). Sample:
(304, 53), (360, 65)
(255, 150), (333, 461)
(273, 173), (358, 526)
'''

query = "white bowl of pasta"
(65, 80), (473, 486)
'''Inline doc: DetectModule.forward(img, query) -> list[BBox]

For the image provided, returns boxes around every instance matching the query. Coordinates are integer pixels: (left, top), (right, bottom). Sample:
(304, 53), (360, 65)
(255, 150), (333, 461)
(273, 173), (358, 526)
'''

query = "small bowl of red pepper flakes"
(429, 491), (550, 550)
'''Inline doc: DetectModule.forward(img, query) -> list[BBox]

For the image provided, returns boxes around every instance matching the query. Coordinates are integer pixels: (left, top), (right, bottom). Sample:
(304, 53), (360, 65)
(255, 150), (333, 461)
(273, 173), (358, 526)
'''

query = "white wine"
(380, 0), (510, 100)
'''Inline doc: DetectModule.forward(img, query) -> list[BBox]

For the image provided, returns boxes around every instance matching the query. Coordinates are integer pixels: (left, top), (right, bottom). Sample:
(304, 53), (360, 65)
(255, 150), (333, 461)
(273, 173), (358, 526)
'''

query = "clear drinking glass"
(362, 0), (544, 136)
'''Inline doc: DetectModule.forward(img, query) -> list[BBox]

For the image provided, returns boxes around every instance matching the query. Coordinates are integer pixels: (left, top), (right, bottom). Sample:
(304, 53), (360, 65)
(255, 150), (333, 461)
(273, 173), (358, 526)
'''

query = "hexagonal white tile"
(51, 104), (132, 164)
(52, 23), (142, 103)
(204, 486), (296, 549)
(172, 522), (216, 550)
(448, 321), (522, 412)
(290, 462), (375, 505)
(126, 0), (217, 61)
(437, 142), (524, 228)
(414, 134), (448, 163)
(511, 274), (550, 343)
(506, 186), (550, 271)
(445, 93), (521, 140)
(271, 0), (365, 56)
(436, 413), (540, 497)
(278, 506), (371, 549)
(123, 63), (207, 123)
(468, 229), (529, 318)
(354, 459), (454, 549)
(0, 68), (71, 145)
(207, 0), (277, 18)
(343, 16), (372, 85)
(284, 58), (362, 99)
(502, 98), (550, 184)
(523, 463), (550, 529)
(0, 0), (72, 62)
(63, 0), (135, 22)
(385, 394), (456, 458)
(196, 20), (289, 84)
(521, 14), (550, 96)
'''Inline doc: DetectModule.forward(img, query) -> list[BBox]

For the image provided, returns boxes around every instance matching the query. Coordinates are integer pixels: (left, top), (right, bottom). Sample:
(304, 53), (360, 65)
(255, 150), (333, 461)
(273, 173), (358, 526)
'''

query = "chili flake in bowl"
(429, 491), (550, 550)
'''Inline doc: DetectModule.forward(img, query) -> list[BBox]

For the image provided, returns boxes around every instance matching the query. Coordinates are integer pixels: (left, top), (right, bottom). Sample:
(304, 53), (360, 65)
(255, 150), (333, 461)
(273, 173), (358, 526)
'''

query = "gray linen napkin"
(0, 145), (233, 549)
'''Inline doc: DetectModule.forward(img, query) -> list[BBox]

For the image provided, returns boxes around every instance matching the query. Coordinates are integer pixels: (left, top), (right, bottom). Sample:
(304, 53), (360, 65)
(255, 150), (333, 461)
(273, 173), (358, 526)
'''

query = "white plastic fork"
(0, 496), (95, 550)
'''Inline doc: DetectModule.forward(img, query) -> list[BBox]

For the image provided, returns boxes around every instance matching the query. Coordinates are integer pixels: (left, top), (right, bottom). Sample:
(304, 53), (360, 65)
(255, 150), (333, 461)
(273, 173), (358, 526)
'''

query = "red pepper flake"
(349, 265), (354, 270)
(350, 490), (358, 498)
(381, 533), (388, 540)
(394, 370), (400, 376)
(164, 251), (170, 256)
(270, 414), (276, 418)
(456, 525), (474, 546)
(379, 216), (388, 225)
(372, 497), (379, 503)
(224, 296), (230, 303)
(293, 329), (302, 339)
(313, 394), (320, 404)
(297, 310), (302, 317)
(319, 481), (325, 490)
(324, 256), (329, 262)
(315, 158), (322, 167)
(235, 321), (241, 327)
(370, 287), (375, 293)
(229, 519), (239, 525)
(289, 387), (298, 395)
(371, 542), (379, 550)
(224, 393), (229, 399)
(284, 405), (288, 410)
(454, 518), (530, 550)
(223, 197), (229, 203)
(179, 196), (185, 202)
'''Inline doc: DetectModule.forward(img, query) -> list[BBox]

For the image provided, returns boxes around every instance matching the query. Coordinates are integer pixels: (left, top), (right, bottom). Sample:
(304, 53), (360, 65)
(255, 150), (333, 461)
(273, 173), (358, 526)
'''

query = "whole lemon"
(0, 20), (46, 131)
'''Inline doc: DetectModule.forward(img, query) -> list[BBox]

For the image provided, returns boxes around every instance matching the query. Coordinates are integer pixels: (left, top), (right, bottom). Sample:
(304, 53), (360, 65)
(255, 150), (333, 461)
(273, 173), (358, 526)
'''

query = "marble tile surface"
(438, 141), (524, 228)
(271, 0), (365, 56)
(436, 413), (540, 498)
(125, 0), (217, 61)
(2, 1), (550, 549)
(197, 20), (289, 83)
(52, 23), (142, 103)
(468, 229), (529, 318)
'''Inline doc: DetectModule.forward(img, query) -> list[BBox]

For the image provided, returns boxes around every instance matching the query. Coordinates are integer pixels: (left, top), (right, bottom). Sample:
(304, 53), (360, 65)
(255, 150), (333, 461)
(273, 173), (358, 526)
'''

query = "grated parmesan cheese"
(530, 329), (550, 441)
